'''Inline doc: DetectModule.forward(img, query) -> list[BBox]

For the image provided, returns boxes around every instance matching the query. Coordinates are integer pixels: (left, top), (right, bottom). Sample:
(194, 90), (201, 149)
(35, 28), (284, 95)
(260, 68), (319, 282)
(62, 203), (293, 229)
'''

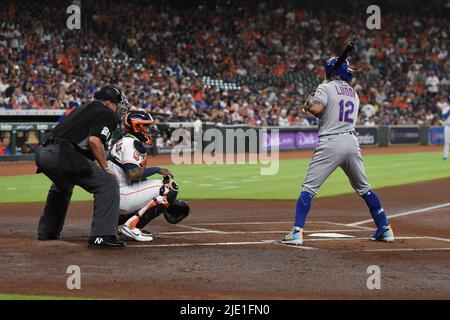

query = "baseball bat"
(326, 42), (355, 80)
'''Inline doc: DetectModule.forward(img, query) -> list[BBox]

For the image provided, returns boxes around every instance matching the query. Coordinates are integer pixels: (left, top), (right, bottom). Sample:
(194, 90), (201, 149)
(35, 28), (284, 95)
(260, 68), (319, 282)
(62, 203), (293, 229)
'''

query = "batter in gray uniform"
(282, 57), (394, 246)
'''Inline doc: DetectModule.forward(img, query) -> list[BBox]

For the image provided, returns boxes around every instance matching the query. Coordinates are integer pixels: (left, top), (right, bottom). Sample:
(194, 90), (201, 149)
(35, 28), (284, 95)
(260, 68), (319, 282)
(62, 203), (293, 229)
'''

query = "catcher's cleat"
(370, 225), (394, 242)
(281, 227), (303, 245)
(119, 224), (154, 242)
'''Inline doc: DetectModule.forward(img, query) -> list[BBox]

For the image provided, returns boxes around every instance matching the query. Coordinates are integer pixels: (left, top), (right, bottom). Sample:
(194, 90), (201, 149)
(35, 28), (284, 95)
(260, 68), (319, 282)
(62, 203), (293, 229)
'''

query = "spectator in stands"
(0, 0), (447, 128)
(0, 75), (9, 94)
(294, 114), (311, 127)
(426, 71), (441, 98)
(364, 117), (376, 126)
(0, 137), (11, 155)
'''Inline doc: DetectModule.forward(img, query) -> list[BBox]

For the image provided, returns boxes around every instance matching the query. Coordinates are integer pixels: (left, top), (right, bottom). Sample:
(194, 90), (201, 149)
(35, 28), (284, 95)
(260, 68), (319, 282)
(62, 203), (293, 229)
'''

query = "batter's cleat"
(88, 235), (126, 249)
(281, 227), (303, 245)
(444, 157), (448, 161)
(370, 225), (394, 242)
(119, 224), (154, 242)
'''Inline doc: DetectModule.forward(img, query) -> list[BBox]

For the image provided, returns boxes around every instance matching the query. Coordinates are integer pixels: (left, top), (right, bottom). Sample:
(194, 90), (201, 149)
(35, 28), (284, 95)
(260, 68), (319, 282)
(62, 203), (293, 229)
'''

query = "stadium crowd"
(0, 0), (449, 128)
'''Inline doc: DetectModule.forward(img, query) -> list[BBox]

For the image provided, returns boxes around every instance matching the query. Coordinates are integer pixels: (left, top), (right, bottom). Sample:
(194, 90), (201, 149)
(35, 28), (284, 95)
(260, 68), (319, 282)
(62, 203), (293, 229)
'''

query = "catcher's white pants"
(444, 126), (450, 159)
(119, 179), (163, 214)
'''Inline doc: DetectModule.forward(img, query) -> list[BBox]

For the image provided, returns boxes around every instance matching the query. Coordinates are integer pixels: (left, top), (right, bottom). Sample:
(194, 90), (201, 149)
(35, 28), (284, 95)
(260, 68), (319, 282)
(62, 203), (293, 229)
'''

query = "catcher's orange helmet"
(123, 110), (156, 146)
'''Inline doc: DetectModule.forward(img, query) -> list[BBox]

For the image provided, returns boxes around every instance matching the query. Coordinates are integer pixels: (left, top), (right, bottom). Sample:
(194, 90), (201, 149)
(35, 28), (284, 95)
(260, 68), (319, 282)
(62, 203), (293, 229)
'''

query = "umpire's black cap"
(94, 85), (128, 106)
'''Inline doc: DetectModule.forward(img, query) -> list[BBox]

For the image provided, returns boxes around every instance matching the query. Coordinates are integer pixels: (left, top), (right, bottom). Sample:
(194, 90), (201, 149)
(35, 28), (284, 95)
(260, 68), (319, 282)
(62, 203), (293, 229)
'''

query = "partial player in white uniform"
(442, 96), (450, 160)
(108, 111), (190, 241)
(282, 57), (394, 246)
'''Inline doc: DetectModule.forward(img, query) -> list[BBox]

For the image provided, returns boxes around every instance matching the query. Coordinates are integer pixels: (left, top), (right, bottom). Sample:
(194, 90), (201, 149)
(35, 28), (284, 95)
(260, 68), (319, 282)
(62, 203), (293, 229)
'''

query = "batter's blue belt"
(318, 131), (355, 138)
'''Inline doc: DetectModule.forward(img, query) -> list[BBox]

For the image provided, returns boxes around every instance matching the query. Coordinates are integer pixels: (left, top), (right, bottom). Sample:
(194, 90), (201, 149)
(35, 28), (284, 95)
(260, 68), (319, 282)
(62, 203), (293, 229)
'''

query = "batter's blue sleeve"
(362, 190), (388, 228)
(294, 191), (313, 229)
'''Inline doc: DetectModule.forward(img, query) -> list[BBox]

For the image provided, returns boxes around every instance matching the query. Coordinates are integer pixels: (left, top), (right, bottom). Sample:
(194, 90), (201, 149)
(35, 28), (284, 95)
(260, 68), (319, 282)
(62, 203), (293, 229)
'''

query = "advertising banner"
(263, 130), (318, 150)
(429, 126), (444, 145)
(295, 131), (318, 148)
(355, 127), (378, 146)
(389, 127), (420, 145)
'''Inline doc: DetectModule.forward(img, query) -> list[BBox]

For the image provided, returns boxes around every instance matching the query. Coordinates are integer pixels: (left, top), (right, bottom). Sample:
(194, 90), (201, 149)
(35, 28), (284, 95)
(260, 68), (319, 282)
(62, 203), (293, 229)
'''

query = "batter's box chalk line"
(127, 239), (318, 249)
(44, 234), (450, 252)
(155, 229), (369, 236)
(347, 202), (450, 226)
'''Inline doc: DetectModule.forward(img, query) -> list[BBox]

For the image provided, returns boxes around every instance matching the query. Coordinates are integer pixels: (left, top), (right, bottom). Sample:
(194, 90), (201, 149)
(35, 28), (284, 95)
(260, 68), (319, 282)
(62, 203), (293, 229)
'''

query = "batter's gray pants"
(302, 133), (371, 197)
(37, 144), (120, 237)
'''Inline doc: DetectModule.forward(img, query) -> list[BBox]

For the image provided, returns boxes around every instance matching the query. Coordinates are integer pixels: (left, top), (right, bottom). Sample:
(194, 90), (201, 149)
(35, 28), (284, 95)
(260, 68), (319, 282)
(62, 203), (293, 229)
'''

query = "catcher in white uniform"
(107, 110), (190, 241)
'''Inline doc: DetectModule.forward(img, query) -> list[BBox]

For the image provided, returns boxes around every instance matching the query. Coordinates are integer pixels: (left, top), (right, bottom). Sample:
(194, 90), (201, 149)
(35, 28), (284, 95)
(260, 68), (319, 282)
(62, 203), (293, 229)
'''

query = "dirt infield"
(1, 177), (449, 299)
(0, 145), (442, 176)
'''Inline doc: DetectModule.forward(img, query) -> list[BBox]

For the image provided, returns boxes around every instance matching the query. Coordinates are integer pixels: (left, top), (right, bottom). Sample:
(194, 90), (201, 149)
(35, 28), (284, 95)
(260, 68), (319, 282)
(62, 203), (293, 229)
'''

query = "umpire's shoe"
(38, 233), (62, 241)
(88, 235), (126, 249)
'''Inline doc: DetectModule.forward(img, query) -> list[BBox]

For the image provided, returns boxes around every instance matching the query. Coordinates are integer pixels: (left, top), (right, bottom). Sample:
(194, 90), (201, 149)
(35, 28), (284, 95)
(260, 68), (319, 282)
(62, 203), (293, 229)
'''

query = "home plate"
(308, 233), (355, 238)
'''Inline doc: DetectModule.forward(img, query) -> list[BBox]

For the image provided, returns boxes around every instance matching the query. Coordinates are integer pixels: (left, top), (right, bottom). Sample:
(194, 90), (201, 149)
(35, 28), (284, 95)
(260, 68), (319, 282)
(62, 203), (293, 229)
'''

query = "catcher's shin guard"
(136, 198), (168, 229)
(125, 195), (169, 229)
(123, 177), (180, 229)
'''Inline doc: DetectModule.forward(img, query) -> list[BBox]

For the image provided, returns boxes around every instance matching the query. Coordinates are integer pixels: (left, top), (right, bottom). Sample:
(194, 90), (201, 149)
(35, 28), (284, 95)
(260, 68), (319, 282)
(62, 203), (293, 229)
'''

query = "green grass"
(0, 294), (90, 300)
(0, 152), (448, 203)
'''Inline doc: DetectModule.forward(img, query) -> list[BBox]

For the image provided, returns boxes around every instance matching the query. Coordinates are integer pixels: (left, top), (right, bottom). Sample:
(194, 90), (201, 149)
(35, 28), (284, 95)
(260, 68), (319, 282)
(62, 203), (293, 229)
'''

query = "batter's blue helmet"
(325, 57), (353, 82)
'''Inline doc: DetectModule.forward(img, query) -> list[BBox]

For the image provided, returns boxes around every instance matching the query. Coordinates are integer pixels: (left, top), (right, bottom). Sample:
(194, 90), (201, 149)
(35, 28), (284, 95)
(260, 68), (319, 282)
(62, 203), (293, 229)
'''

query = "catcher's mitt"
(164, 199), (190, 224)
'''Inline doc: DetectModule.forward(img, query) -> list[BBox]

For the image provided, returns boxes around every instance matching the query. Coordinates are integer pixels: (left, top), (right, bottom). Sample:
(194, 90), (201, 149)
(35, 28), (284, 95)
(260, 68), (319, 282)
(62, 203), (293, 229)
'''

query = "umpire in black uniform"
(35, 85), (127, 249)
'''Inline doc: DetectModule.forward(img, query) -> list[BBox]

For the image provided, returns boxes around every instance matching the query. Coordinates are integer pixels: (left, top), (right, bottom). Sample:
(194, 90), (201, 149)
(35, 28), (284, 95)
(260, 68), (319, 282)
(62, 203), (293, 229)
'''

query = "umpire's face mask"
(116, 93), (130, 125)
(118, 105), (129, 126)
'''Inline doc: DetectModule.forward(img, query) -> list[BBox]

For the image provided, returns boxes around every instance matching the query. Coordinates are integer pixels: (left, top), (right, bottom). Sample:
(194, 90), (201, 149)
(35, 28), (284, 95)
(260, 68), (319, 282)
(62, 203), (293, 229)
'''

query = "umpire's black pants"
(36, 144), (119, 237)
